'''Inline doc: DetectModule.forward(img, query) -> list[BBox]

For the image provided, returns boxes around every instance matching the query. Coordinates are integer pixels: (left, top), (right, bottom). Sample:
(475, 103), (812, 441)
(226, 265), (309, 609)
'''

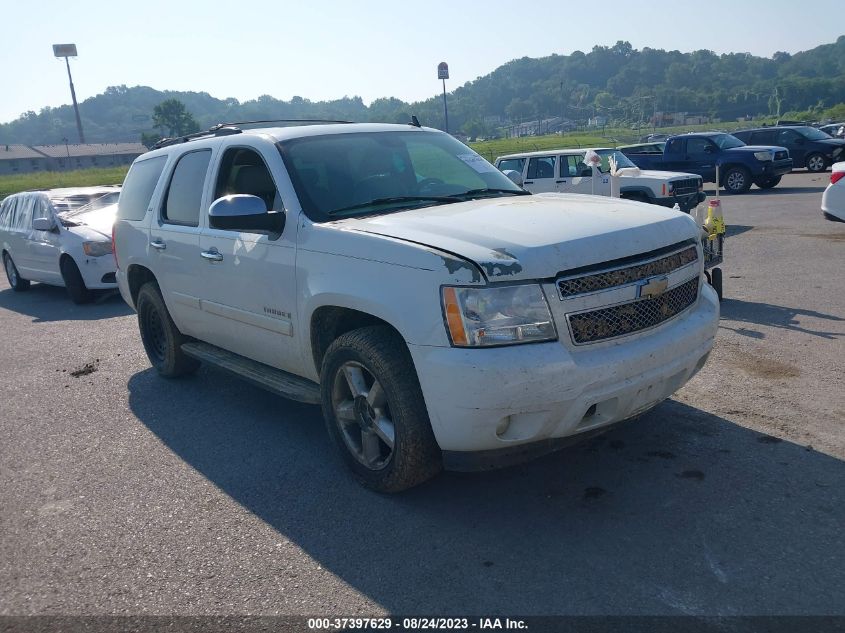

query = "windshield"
(710, 134), (745, 149)
(594, 149), (637, 173)
(53, 191), (120, 217)
(796, 126), (833, 141)
(278, 130), (526, 220)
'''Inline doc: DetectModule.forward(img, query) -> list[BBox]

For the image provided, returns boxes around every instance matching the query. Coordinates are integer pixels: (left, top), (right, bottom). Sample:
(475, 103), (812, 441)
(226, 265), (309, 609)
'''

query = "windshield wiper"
(448, 188), (531, 199)
(327, 196), (457, 216)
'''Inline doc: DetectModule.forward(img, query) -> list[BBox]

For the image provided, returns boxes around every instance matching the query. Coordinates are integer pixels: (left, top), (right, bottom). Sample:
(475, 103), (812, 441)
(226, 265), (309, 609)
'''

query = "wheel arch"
(310, 305), (404, 376)
(126, 264), (158, 308)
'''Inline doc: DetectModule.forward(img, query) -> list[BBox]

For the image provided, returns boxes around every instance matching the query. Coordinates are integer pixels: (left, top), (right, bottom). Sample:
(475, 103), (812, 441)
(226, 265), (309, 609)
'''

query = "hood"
(61, 203), (117, 239)
(817, 138), (845, 148)
(628, 169), (701, 181)
(334, 194), (699, 282)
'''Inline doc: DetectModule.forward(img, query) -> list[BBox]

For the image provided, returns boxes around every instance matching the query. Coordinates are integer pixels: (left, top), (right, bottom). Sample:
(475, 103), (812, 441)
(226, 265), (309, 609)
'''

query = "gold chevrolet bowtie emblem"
(639, 276), (669, 299)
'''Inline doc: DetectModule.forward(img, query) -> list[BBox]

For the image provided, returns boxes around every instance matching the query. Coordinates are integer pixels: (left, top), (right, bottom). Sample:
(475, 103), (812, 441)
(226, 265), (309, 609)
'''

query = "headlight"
(754, 151), (773, 161)
(82, 241), (113, 257)
(441, 284), (557, 347)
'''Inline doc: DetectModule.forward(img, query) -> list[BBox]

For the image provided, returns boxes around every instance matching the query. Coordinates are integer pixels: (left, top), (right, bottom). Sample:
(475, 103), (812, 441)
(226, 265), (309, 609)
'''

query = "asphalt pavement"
(1, 172), (843, 617)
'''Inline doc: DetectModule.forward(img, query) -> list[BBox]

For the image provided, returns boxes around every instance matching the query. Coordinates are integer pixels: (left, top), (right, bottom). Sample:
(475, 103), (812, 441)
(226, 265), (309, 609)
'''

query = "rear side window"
(526, 156), (556, 179)
(665, 139), (683, 154)
(163, 150), (211, 226)
(118, 156), (167, 221)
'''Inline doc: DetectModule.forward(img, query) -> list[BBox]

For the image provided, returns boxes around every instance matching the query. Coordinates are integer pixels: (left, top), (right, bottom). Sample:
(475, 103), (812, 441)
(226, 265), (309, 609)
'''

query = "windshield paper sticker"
(458, 153), (498, 174)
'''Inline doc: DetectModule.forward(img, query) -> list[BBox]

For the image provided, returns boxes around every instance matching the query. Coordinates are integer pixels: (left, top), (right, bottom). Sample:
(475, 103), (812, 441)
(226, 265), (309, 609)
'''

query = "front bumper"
(76, 255), (118, 289)
(408, 284), (719, 464)
(766, 158), (793, 177)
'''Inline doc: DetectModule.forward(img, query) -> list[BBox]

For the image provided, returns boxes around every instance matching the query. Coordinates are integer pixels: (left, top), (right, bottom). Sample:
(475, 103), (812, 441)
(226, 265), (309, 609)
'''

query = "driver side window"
(214, 148), (282, 213)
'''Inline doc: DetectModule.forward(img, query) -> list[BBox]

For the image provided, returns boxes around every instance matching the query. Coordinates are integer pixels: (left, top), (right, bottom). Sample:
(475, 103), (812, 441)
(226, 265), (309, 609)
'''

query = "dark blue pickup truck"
(622, 132), (793, 194)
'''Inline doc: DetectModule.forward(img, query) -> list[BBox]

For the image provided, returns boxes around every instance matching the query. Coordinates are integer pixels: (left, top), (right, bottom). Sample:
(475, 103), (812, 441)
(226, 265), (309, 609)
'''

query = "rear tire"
(3, 252), (30, 291)
(754, 176), (781, 189)
(60, 257), (93, 304)
(722, 167), (751, 194)
(320, 325), (442, 492)
(805, 153), (827, 173)
(136, 282), (200, 378)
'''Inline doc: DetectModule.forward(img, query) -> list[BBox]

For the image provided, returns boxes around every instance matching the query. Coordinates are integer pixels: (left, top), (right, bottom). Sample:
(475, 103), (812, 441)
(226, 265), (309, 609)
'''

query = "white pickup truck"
(495, 148), (706, 211)
(113, 122), (719, 492)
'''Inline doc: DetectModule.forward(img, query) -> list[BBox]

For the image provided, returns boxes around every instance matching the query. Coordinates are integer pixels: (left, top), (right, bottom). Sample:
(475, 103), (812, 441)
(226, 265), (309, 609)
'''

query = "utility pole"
(52, 44), (85, 144)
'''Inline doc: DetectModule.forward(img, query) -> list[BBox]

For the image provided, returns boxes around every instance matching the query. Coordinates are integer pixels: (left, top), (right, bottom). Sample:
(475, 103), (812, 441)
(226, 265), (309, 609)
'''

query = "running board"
(181, 341), (321, 405)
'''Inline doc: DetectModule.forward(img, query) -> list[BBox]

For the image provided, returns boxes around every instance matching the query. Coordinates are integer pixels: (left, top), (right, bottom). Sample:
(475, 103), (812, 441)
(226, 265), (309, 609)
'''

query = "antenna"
(410, 115), (422, 128)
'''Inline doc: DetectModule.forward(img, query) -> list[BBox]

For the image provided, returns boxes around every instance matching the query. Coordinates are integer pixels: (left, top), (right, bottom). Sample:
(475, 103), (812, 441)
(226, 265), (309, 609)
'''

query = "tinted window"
(163, 150), (211, 226)
(776, 129), (801, 145)
(561, 155), (584, 177)
(119, 156), (167, 221)
(687, 138), (713, 154)
(526, 156), (556, 179)
(750, 130), (775, 145)
(665, 139), (683, 154)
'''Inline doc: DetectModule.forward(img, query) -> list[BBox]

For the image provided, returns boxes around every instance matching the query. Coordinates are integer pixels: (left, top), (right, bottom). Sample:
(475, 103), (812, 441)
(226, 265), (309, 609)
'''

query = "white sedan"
(822, 162), (845, 222)
(1, 186), (120, 303)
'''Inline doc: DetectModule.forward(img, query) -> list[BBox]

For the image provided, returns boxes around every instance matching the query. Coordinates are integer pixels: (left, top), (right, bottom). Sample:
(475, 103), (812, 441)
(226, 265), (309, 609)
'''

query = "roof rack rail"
(150, 119), (354, 150)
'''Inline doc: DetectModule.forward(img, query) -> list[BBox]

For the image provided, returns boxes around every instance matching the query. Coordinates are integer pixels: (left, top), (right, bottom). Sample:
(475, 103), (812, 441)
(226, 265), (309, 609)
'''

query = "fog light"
(496, 416), (512, 437)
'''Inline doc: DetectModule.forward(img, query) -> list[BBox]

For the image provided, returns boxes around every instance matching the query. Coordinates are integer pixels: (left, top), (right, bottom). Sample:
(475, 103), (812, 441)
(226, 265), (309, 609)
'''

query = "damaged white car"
(1, 186), (120, 303)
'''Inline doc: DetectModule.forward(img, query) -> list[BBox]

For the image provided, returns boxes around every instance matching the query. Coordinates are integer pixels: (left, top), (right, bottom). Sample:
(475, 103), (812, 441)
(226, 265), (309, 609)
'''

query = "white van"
(0, 186), (120, 303)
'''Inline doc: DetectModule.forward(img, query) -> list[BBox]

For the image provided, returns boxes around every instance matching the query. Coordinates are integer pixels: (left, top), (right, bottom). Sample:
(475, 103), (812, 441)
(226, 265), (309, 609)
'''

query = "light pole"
(52, 44), (85, 144)
(437, 62), (449, 134)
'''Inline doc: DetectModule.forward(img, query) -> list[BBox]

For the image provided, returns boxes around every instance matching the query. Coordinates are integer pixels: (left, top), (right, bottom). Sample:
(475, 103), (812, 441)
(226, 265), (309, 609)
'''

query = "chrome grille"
(558, 245), (698, 298)
(568, 278), (699, 344)
(670, 177), (700, 196)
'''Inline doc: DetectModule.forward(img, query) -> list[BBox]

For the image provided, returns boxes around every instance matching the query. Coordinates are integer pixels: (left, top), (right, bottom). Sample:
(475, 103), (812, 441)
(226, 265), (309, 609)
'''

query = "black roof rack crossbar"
(150, 119), (355, 150)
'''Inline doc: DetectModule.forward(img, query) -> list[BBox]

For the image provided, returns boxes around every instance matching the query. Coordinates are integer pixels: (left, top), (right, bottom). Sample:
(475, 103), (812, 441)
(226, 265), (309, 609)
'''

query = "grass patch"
(0, 166), (128, 200)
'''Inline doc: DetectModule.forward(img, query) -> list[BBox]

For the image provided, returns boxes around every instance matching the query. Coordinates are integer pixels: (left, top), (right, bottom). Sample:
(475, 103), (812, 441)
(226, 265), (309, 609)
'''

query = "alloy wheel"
(331, 361), (395, 470)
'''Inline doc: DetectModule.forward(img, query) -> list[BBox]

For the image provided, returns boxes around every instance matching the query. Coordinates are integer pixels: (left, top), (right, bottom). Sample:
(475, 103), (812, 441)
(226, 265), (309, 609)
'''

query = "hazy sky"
(1, 0), (842, 125)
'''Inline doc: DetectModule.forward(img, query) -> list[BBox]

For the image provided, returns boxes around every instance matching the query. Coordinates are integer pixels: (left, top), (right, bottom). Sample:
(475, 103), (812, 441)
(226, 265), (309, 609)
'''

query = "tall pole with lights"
(52, 44), (85, 144)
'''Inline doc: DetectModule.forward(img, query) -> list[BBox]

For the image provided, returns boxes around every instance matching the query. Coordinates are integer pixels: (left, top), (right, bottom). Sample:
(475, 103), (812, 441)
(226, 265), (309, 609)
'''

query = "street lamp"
(437, 62), (449, 134)
(52, 43), (86, 144)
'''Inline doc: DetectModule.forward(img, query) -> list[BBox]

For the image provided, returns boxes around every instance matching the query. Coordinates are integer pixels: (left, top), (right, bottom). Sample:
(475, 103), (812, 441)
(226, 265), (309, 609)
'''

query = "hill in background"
(2, 36), (844, 145)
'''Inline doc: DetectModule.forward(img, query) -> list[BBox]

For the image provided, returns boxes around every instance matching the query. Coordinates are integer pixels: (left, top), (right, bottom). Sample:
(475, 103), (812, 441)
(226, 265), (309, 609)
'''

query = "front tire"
(320, 326), (442, 492)
(3, 252), (30, 291)
(806, 153), (827, 173)
(136, 282), (200, 378)
(754, 175), (781, 189)
(60, 257), (93, 304)
(722, 167), (751, 194)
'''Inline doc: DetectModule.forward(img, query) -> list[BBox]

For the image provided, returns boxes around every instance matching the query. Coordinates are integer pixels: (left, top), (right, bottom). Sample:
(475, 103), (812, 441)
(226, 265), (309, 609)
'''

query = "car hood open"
(337, 193), (699, 282)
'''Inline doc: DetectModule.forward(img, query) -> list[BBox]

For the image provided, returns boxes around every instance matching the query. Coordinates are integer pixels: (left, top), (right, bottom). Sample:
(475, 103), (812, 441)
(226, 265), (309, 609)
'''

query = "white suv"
(1, 186), (120, 303)
(113, 122), (719, 492)
(495, 148), (706, 211)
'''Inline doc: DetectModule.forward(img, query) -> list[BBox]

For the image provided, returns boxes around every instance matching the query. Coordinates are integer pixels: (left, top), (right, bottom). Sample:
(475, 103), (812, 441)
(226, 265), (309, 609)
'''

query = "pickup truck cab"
(622, 132), (793, 194)
(113, 122), (719, 492)
(494, 148), (705, 211)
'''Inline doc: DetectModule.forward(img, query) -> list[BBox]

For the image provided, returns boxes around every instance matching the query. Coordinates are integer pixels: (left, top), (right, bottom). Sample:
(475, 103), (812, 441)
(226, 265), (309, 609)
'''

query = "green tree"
(152, 99), (200, 137)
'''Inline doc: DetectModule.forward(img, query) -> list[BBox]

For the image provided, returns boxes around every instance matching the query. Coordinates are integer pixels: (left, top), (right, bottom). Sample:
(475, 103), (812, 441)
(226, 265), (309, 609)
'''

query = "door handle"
(200, 248), (223, 262)
(555, 180), (567, 183)
(150, 239), (166, 250)
(523, 180), (534, 185)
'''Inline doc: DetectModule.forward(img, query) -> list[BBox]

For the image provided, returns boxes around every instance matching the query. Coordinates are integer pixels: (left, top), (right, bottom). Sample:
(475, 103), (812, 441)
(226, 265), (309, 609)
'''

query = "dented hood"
(341, 193), (699, 282)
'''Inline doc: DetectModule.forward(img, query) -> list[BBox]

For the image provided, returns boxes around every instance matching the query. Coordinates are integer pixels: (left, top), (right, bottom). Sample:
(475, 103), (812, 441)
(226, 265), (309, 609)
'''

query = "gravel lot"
(1, 172), (843, 617)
